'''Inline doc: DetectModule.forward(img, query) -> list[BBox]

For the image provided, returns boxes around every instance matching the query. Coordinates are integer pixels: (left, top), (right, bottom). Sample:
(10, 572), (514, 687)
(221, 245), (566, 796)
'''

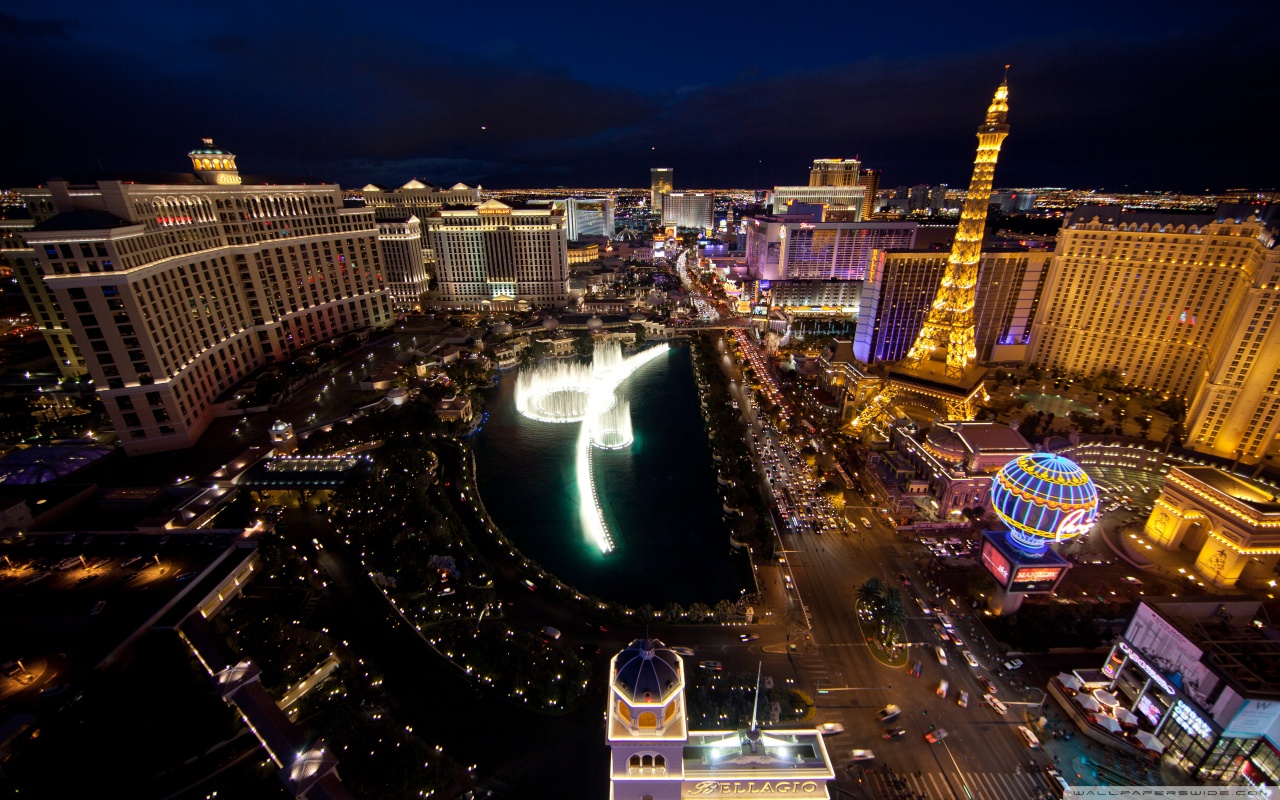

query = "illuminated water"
(474, 345), (751, 606)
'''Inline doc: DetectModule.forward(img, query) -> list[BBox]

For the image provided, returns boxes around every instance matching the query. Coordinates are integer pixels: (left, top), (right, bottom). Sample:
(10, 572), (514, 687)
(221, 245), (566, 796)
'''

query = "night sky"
(2, 1), (1277, 192)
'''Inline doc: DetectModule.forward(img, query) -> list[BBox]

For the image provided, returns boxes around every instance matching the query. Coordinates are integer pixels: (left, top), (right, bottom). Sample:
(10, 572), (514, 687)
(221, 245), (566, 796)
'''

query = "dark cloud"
(1, 5), (1276, 191)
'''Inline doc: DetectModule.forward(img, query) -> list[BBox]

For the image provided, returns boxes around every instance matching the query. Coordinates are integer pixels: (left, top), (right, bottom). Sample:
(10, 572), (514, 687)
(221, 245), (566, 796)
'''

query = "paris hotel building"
(1029, 204), (1280, 463)
(22, 140), (393, 455)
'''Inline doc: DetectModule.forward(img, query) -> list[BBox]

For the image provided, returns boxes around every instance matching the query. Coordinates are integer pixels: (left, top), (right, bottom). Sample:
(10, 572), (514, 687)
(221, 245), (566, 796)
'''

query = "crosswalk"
(859, 769), (1046, 799)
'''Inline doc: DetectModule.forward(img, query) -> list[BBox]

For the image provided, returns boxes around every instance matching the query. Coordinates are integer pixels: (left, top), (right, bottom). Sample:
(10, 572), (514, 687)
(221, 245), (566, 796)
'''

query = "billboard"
(1137, 694), (1165, 727)
(1009, 565), (1064, 592)
(981, 540), (1012, 588)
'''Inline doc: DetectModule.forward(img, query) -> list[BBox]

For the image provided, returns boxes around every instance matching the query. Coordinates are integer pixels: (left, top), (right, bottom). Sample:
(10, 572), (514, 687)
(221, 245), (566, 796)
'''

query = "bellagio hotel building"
(1029, 204), (1280, 463)
(23, 140), (393, 455)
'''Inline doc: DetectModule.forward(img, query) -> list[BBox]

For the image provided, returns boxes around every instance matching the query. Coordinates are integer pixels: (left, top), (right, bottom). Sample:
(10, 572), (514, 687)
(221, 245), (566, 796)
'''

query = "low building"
(607, 638), (835, 800)
(567, 242), (600, 265)
(1053, 597), (1280, 786)
(865, 422), (1032, 522)
(434, 396), (473, 424)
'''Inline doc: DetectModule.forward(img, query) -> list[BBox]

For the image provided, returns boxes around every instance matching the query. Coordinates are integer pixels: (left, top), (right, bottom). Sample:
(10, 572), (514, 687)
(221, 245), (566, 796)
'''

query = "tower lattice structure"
(849, 72), (1010, 431)
(901, 73), (1009, 378)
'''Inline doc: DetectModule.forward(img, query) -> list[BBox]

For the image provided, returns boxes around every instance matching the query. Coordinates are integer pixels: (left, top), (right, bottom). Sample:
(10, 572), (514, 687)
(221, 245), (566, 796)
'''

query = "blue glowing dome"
(990, 452), (1098, 550)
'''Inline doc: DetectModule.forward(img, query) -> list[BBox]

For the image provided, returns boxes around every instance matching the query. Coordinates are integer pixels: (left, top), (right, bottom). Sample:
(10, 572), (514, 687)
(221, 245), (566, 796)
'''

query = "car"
(848, 749), (876, 762)
(522, 579), (537, 591)
(876, 704), (901, 722)
(174, 571), (197, 582)
(963, 651), (980, 668)
(910, 661), (923, 678)
(979, 676), (997, 694)
(950, 633), (965, 648)
(924, 728), (948, 744)
(740, 634), (759, 642)
(936, 680), (949, 698)
(882, 727), (907, 740)
(1017, 724), (1041, 749)
(861, 517), (872, 529)
(1003, 659), (1024, 671)
(541, 626), (561, 640)
(90, 600), (106, 615)
(818, 722), (844, 735)
(670, 646), (696, 657)
(1, 661), (24, 678)
(698, 661), (723, 671)
(935, 646), (948, 666)
(937, 613), (954, 630)
(984, 694), (1008, 715)
(1046, 766), (1072, 797)
(897, 573), (911, 586)
(958, 690), (969, 708)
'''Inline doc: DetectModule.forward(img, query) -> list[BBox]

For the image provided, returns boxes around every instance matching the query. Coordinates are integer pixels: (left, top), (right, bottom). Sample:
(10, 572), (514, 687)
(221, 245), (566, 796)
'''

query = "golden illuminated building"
(849, 72), (1011, 430)
(1144, 466), (1280, 589)
(1029, 205), (1280, 462)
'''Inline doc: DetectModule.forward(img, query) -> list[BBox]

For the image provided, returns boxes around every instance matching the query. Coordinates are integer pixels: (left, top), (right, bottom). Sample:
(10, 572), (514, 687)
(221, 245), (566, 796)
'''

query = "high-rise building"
(661, 192), (713, 231)
(22, 139), (393, 455)
(857, 168), (881, 219)
(376, 215), (428, 311)
(1028, 204), (1280, 462)
(554, 197), (615, 241)
(361, 179), (483, 290)
(1, 192), (86, 376)
(1030, 205), (1274, 397)
(743, 217), (917, 281)
(808, 158), (860, 187)
(426, 198), (570, 311)
(855, 249), (1048, 364)
(769, 185), (865, 220)
(649, 168), (673, 214)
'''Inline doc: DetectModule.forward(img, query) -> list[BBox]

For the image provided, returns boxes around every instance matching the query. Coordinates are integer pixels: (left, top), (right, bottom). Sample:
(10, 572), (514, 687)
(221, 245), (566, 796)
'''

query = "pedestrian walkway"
(859, 769), (1046, 799)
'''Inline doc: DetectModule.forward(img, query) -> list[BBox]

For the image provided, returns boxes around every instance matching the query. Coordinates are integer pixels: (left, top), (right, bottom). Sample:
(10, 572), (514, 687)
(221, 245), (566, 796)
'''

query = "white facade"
(426, 199), (570, 311)
(607, 639), (836, 800)
(556, 197), (616, 241)
(24, 141), (392, 455)
(377, 215), (428, 311)
(771, 185), (866, 219)
(662, 193), (713, 231)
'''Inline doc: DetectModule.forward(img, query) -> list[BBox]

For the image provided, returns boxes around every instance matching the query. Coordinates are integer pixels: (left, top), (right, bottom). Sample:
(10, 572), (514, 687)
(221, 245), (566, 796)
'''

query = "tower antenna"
(749, 661), (763, 735)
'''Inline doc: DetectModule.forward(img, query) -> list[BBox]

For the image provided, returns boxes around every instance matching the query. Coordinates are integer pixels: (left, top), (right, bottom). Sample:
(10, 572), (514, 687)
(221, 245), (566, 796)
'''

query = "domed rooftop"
(629, 312), (647, 323)
(491, 321), (513, 336)
(541, 316), (559, 330)
(586, 314), (604, 331)
(188, 137), (233, 156)
(991, 452), (1099, 543)
(613, 638), (682, 704)
(924, 424), (965, 463)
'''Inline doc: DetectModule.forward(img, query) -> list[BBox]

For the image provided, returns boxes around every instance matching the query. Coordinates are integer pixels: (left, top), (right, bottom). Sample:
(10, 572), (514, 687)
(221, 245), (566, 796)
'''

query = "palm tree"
(856, 577), (885, 610)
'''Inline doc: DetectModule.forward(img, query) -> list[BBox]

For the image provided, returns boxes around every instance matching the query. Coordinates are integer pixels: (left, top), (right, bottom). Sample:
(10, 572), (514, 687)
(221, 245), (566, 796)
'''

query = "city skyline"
(1, 2), (1277, 191)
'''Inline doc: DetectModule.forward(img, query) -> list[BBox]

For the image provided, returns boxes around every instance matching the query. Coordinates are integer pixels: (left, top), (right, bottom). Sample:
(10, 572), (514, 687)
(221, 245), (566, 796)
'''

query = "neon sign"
(1118, 641), (1177, 695)
(687, 780), (822, 796)
(1052, 507), (1096, 541)
(1011, 566), (1062, 586)
(981, 540), (1011, 587)
(1171, 701), (1212, 739)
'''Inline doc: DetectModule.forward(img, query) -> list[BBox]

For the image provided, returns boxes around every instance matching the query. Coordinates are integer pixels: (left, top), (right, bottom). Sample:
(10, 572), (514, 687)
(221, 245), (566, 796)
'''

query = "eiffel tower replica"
(851, 71), (1011, 431)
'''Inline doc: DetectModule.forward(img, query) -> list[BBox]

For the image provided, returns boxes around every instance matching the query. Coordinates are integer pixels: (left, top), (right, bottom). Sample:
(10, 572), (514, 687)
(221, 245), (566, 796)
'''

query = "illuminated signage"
(1052, 507), (1096, 541)
(981, 540), (1011, 587)
(1118, 641), (1177, 695)
(686, 780), (822, 797)
(1102, 650), (1124, 679)
(758, 280), (771, 290)
(1010, 566), (1063, 588)
(1137, 694), (1165, 726)
(1171, 701), (1213, 739)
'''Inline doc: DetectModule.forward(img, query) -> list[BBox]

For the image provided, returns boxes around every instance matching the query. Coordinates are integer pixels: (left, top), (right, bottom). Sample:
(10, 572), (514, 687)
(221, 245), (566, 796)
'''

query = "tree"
(856, 577), (885, 608)
(574, 332), (594, 357)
